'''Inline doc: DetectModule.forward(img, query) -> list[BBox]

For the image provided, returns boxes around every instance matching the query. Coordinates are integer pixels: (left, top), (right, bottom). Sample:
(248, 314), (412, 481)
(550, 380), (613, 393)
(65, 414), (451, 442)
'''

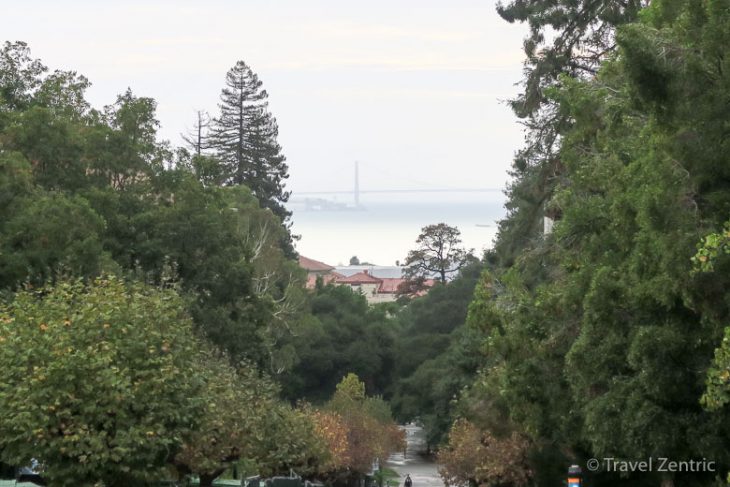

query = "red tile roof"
(335, 272), (439, 295)
(378, 278), (405, 293)
(335, 271), (382, 284)
(300, 262), (438, 297)
(305, 271), (344, 289)
(298, 256), (334, 272)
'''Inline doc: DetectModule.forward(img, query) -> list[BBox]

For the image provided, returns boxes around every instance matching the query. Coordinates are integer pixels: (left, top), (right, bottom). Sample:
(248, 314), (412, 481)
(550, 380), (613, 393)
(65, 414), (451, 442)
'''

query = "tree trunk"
(200, 469), (226, 487)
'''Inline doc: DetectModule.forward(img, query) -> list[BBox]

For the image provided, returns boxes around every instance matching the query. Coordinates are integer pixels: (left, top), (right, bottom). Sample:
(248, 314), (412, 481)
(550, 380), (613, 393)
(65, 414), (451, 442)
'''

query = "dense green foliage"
(389, 262), (484, 448)
(494, 0), (645, 267)
(0, 41), (412, 487)
(324, 374), (405, 478)
(437, 418), (532, 487)
(0, 42), (315, 486)
(694, 222), (730, 412)
(172, 351), (279, 487)
(0, 277), (203, 487)
(278, 260), (487, 440)
(279, 284), (398, 402)
(438, 0), (730, 486)
(276, 260), (487, 453)
(0, 41), (303, 367)
(9, 1), (730, 482)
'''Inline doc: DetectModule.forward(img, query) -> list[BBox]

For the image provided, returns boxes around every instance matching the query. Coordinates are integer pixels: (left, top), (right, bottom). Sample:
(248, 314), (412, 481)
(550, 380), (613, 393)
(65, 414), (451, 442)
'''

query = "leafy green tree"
(34, 69), (91, 120)
(278, 285), (397, 401)
(0, 277), (203, 487)
(391, 326), (483, 451)
(693, 221), (730, 412)
(0, 41), (46, 114)
(693, 221), (730, 274)
(87, 89), (165, 189)
(492, 0), (644, 269)
(3, 106), (88, 191)
(497, 0), (645, 116)
(173, 351), (279, 487)
(211, 61), (291, 224)
(122, 178), (303, 366)
(702, 326), (730, 412)
(0, 43), (327, 487)
(0, 44), (303, 368)
(557, 6), (730, 484)
(389, 261), (484, 446)
(0, 151), (33, 222)
(0, 68), (92, 191)
(404, 223), (473, 285)
(251, 403), (328, 478)
(335, 373), (366, 401)
(326, 375), (405, 478)
(183, 152), (228, 187)
(463, 1), (730, 485)
(437, 419), (532, 487)
(0, 192), (111, 288)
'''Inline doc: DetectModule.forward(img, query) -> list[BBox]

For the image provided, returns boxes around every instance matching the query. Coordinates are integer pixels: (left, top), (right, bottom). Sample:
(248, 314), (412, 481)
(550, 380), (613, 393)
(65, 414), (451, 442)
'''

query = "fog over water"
(289, 192), (506, 266)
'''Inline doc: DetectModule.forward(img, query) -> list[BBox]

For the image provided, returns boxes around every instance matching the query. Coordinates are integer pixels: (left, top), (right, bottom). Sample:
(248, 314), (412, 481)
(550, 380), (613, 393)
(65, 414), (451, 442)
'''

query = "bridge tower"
(354, 160), (360, 207)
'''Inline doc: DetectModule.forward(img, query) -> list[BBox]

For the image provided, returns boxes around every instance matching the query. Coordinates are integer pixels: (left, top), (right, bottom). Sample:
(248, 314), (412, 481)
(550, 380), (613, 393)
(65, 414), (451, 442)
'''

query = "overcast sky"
(5, 0), (528, 195)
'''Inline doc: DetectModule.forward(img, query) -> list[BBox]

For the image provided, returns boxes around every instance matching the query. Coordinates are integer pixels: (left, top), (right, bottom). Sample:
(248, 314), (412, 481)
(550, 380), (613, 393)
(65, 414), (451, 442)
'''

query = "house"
(298, 257), (435, 304)
(335, 270), (387, 302)
(336, 270), (436, 304)
(298, 256), (343, 288)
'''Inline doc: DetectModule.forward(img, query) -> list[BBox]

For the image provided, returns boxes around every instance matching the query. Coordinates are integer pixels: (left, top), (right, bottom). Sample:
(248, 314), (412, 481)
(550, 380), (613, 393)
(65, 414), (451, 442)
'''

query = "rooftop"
(336, 270), (383, 284)
(334, 265), (404, 279)
(298, 256), (335, 272)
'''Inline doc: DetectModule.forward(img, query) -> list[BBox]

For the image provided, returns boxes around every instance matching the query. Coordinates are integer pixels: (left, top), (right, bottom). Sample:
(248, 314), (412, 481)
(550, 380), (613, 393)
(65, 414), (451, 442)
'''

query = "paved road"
(385, 425), (443, 487)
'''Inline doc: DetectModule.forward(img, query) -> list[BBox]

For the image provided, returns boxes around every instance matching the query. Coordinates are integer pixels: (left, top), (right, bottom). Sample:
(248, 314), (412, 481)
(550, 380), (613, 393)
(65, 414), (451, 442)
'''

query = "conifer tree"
(182, 109), (211, 156)
(210, 61), (291, 224)
(493, 0), (646, 267)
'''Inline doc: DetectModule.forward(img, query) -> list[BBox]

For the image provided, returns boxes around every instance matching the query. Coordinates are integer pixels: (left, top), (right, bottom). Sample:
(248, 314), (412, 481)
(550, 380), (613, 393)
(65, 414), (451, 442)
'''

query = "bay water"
(288, 192), (506, 266)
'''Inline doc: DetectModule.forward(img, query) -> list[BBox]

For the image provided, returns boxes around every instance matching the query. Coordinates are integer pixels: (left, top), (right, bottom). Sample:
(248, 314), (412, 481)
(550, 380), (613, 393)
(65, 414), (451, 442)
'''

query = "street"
(385, 425), (443, 487)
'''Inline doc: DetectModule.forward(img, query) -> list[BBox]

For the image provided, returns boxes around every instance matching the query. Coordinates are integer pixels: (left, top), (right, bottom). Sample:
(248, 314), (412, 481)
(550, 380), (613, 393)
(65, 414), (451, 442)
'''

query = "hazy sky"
(5, 0), (527, 195)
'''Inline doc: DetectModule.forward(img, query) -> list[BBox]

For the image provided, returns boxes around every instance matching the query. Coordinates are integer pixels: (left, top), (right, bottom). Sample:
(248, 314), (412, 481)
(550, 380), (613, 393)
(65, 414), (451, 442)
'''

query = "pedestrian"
(404, 474), (412, 487)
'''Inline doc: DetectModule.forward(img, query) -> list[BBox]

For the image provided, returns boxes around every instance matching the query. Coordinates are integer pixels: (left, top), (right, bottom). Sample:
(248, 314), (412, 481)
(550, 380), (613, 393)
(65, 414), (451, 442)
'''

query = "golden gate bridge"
(289, 162), (502, 208)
